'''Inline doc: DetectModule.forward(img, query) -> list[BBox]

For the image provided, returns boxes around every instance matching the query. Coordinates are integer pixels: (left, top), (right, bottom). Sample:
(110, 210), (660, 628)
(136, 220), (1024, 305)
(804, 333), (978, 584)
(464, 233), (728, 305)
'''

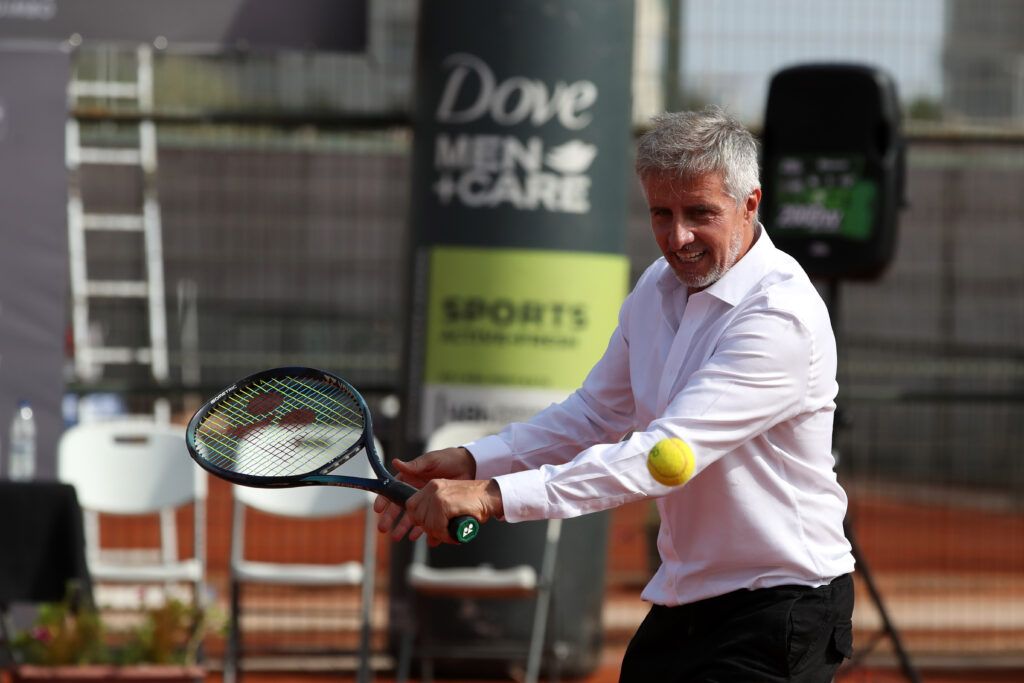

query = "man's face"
(642, 171), (761, 293)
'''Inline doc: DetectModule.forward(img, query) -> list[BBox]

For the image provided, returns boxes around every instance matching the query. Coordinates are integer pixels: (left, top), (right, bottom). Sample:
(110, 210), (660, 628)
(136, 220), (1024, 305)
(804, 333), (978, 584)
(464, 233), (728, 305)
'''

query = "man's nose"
(668, 221), (696, 249)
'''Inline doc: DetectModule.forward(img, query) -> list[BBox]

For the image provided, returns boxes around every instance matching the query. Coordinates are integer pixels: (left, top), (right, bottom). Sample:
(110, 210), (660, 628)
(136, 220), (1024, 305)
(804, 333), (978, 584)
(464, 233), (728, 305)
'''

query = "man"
(377, 105), (855, 682)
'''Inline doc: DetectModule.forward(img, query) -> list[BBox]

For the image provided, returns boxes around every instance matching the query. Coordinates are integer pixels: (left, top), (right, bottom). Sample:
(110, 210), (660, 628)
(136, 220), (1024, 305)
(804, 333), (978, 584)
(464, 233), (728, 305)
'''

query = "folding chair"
(397, 422), (564, 683)
(225, 439), (380, 683)
(57, 419), (207, 611)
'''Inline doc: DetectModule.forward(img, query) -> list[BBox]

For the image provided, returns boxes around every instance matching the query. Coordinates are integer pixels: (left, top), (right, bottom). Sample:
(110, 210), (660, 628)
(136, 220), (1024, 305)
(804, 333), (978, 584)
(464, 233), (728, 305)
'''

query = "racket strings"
(201, 378), (359, 476)
(196, 375), (366, 478)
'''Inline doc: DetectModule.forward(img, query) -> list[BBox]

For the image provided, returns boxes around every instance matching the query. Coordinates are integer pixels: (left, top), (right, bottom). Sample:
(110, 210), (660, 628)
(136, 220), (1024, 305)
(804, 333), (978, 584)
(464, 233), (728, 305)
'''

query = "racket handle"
(449, 516), (480, 544)
(389, 479), (480, 543)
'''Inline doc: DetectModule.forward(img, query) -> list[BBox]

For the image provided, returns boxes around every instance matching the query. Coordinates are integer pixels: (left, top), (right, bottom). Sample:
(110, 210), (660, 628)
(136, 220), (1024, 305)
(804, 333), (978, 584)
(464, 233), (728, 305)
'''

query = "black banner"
(0, 0), (367, 52)
(409, 0), (634, 254)
(403, 0), (635, 436)
(394, 7), (634, 674)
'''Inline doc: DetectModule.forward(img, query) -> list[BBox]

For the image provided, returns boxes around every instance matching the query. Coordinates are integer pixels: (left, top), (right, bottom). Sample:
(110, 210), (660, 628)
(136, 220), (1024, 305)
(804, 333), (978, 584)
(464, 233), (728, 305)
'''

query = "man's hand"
(407, 478), (504, 546)
(374, 447), (479, 542)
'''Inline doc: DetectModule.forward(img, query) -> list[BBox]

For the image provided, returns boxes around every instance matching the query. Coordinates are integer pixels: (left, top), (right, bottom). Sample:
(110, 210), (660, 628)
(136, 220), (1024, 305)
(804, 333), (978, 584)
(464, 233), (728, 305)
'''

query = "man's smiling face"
(643, 171), (761, 293)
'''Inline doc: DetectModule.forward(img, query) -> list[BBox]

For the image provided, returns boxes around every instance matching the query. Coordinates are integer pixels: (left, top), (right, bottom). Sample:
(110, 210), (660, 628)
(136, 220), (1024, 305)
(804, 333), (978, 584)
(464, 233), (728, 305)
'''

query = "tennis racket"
(185, 366), (480, 543)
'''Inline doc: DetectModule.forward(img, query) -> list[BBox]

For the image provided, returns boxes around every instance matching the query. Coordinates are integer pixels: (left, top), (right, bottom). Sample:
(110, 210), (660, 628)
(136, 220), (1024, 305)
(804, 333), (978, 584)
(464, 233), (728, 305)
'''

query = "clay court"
(183, 477), (1024, 682)
(3, 467), (1020, 683)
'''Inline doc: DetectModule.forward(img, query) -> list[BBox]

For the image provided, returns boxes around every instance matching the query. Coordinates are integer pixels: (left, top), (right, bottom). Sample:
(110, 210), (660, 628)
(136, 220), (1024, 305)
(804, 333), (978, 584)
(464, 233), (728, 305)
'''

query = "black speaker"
(760, 64), (905, 280)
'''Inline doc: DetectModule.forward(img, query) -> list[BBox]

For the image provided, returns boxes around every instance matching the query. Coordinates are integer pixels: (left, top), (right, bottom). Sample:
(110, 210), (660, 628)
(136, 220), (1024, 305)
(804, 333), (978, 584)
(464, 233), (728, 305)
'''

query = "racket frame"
(185, 366), (477, 542)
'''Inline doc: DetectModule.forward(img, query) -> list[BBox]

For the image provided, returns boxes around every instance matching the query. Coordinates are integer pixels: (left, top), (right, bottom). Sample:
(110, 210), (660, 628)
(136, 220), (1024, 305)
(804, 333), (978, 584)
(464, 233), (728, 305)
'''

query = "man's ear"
(744, 188), (762, 222)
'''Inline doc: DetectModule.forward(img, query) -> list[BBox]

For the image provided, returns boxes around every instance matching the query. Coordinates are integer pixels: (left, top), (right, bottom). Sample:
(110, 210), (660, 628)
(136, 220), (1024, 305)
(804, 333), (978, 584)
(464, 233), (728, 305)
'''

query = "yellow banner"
(424, 246), (628, 390)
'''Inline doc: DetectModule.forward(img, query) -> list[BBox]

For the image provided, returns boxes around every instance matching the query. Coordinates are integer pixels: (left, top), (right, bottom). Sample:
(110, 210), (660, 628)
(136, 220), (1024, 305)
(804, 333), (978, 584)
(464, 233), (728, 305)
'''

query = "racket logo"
(456, 519), (479, 542)
(209, 383), (238, 405)
(201, 379), (351, 451)
(215, 392), (318, 443)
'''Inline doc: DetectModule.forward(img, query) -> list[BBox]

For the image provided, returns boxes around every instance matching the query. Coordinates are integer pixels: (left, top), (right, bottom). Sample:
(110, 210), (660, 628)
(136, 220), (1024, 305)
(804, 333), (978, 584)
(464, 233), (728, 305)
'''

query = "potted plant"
(8, 583), (217, 683)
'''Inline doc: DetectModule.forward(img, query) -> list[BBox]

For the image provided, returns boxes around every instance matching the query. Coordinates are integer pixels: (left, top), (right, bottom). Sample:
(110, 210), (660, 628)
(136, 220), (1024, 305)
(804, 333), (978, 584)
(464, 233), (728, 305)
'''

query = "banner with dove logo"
(406, 1), (634, 438)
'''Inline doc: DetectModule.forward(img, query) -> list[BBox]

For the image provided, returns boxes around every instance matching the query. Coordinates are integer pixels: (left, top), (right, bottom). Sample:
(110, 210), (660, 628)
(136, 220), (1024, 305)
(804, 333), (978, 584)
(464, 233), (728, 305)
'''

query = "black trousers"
(619, 574), (854, 683)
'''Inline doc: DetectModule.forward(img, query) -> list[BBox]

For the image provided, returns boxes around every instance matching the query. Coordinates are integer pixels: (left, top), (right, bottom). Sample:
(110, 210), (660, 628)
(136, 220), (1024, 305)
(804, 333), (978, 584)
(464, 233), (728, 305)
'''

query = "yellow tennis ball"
(647, 438), (695, 487)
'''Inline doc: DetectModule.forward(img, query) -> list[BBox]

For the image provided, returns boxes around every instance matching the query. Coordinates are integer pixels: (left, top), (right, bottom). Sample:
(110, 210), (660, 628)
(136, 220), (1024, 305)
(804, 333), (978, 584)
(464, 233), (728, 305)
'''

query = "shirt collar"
(700, 222), (775, 307)
(654, 222), (777, 309)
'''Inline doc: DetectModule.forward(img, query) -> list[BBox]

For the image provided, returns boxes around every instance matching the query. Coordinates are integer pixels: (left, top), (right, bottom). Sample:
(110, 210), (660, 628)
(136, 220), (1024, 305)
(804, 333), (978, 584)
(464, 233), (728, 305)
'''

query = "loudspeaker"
(760, 63), (905, 280)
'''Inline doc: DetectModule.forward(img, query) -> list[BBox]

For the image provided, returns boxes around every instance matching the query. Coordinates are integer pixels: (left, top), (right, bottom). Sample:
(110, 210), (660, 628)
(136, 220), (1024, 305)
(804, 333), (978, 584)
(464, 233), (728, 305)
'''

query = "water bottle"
(9, 399), (36, 481)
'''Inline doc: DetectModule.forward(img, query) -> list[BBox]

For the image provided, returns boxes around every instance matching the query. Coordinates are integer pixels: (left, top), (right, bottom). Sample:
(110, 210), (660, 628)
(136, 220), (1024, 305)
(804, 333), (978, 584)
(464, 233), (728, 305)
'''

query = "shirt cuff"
(465, 434), (513, 480)
(465, 434), (550, 523)
(491, 468), (547, 523)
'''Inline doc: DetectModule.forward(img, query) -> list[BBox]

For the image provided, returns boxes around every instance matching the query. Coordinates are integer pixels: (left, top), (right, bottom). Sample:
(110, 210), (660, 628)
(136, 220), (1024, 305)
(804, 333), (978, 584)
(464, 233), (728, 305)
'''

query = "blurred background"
(47, 0), (1024, 490)
(0, 0), (1021, 681)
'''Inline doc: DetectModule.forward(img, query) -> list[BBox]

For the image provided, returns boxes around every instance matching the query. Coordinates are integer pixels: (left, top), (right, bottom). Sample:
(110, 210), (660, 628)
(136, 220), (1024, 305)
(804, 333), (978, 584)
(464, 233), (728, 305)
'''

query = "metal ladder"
(66, 45), (170, 420)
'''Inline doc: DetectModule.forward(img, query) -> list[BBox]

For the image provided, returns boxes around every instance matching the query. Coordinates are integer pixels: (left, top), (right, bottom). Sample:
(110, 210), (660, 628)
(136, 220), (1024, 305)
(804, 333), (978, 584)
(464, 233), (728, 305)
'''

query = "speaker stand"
(824, 279), (921, 683)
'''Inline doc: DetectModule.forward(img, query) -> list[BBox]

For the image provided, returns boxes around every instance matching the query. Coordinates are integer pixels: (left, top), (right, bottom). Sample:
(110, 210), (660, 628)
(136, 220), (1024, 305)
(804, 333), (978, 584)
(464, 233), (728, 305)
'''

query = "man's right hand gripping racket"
(185, 366), (480, 543)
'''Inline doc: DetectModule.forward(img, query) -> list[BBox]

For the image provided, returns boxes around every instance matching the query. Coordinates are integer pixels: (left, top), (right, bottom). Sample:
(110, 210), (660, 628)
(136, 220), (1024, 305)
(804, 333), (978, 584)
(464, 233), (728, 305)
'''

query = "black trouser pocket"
(786, 591), (833, 673)
(787, 575), (855, 678)
(830, 622), (854, 662)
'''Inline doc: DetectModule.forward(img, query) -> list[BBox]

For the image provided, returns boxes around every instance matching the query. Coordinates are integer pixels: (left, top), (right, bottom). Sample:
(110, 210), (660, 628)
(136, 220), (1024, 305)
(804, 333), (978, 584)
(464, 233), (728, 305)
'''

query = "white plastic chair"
(397, 422), (563, 683)
(57, 419), (207, 609)
(225, 439), (380, 683)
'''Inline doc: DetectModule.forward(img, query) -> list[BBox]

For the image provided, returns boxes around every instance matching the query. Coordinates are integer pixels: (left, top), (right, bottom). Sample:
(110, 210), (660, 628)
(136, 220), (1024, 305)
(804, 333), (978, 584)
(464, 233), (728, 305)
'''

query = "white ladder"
(66, 45), (170, 420)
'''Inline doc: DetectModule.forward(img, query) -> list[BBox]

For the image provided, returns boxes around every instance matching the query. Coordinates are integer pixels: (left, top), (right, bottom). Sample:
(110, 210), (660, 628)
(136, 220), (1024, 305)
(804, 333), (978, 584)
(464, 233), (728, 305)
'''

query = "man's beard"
(673, 227), (745, 290)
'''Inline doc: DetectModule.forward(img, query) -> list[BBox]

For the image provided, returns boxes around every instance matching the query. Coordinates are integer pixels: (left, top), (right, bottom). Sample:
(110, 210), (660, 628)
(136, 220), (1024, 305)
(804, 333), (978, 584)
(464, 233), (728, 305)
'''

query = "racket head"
(186, 367), (376, 488)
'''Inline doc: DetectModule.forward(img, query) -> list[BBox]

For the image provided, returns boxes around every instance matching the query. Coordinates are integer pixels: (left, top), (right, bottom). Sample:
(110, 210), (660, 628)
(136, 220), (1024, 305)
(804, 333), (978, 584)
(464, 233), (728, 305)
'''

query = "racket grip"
(448, 515), (480, 544)
(389, 480), (479, 543)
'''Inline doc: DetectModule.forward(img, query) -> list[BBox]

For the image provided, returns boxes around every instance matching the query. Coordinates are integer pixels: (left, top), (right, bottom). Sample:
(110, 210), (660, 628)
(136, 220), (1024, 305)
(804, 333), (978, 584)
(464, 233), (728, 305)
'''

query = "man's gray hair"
(634, 105), (760, 208)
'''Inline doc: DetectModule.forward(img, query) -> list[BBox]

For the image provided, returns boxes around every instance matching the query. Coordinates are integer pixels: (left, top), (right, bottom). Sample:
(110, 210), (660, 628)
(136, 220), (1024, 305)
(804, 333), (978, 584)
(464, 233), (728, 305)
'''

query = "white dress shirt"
(469, 227), (855, 606)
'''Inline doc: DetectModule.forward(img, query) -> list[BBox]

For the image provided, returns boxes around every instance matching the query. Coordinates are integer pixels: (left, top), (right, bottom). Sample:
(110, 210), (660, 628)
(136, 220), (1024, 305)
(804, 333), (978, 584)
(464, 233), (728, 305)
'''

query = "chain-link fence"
(58, 0), (1024, 670)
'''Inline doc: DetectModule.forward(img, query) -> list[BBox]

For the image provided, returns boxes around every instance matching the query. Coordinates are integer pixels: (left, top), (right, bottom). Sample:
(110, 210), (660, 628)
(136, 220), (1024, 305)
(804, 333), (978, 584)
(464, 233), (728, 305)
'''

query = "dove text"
(436, 52), (597, 130)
